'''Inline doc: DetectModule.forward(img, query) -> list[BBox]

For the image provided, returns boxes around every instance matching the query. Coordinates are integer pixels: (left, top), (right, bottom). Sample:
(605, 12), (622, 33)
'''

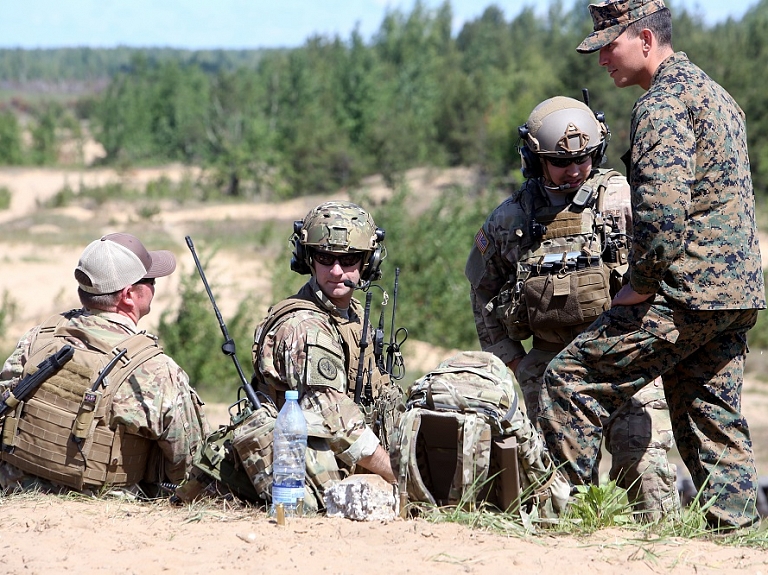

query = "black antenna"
(185, 236), (261, 410)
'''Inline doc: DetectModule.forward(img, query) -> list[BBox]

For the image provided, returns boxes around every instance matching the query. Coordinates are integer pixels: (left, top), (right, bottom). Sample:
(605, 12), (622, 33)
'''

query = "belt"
(532, 337), (566, 353)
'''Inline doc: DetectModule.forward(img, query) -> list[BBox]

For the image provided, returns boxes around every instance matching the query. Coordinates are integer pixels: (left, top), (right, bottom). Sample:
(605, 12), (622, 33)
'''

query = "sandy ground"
(2, 496), (768, 575)
(1, 164), (768, 574)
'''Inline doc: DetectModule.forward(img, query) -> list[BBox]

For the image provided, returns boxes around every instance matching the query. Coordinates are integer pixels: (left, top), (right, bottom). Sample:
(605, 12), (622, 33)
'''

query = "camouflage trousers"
(538, 301), (759, 530)
(518, 348), (678, 520)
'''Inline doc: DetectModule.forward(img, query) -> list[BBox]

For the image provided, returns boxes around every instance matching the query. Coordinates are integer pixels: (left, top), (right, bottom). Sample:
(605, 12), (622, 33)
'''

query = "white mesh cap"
(75, 232), (176, 295)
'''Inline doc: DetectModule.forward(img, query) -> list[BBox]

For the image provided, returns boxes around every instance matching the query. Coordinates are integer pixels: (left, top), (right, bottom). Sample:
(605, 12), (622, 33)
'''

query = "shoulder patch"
(474, 229), (490, 254)
(317, 357), (338, 380)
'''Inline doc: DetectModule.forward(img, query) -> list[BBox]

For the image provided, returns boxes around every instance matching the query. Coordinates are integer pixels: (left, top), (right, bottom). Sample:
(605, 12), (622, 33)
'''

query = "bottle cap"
(285, 390), (299, 401)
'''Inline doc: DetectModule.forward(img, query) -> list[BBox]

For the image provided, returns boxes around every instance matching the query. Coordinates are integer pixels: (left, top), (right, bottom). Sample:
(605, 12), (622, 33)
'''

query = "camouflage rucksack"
(392, 350), (569, 516)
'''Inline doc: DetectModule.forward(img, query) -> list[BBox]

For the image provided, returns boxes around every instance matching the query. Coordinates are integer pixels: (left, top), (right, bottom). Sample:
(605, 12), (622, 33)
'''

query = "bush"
(0, 186), (11, 210)
(367, 186), (501, 350)
(157, 259), (258, 403)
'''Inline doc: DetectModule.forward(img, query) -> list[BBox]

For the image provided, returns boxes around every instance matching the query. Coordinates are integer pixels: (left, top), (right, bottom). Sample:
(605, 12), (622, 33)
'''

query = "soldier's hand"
(612, 284), (654, 307)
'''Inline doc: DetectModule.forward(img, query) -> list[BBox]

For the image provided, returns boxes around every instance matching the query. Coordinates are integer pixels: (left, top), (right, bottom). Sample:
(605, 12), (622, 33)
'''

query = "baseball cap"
(577, 0), (666, 54)
(75, 232), (176, 295)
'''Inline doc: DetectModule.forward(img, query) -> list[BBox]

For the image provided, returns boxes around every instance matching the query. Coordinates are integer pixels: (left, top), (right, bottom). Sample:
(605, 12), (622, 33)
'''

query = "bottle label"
(272, 484), (305, 505)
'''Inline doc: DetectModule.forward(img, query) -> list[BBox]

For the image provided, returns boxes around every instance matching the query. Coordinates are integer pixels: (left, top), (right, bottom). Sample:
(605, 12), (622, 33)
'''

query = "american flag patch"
(475, 229), (489, 254)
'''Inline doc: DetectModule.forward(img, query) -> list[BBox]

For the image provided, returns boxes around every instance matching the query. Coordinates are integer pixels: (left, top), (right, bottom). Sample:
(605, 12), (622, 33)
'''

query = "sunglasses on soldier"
(312, 250), (364, 267)
(546, 153), (593, 168)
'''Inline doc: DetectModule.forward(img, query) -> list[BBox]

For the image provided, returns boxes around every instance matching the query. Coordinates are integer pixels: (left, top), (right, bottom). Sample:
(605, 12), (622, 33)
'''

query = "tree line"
(1, 0), (767, 198)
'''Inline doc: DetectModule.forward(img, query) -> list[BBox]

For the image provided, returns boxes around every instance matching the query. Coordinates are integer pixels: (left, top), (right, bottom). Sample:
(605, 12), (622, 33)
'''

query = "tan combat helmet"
(290, 200), (386, 282)
(518, 96), (610, 178)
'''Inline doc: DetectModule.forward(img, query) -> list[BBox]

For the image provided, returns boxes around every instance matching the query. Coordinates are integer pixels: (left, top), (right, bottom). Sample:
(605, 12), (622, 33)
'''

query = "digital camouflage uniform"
(0, 308), (210, 494)
(466, 169), (678, 517)
(538, 52), (766, 529)
(254, 277), (398, 507)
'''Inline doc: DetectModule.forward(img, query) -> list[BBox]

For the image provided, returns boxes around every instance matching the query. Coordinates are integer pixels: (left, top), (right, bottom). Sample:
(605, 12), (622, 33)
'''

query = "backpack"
(391, 350), (569, 516)
(0, 313), (163, 491)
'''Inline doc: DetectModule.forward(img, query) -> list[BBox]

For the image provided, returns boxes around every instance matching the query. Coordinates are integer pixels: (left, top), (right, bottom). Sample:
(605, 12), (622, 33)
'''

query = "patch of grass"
(561, 481), (635, 531)
(0, 186), (11, 210)
(137, 203), (161, 220)
(0, 289), (19, 340)
(0, 213), (98, 246)
(412, 475), (768, 552)
(186, 218), (286, 252)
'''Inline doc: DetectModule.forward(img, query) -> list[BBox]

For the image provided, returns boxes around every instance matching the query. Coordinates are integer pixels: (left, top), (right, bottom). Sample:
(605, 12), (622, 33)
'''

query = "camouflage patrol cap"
(300, 201), (380, 253)
(577, 0), (666, 54)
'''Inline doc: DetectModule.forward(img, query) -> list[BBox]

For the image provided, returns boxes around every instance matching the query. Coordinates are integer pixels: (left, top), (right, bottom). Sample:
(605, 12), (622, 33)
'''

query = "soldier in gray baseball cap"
(538, 0), (766, 532)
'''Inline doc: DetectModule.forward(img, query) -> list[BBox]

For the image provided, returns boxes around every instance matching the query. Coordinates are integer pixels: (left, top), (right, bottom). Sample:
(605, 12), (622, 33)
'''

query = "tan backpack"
(391, 351), (569, 516)
(0, 314), (163, 491)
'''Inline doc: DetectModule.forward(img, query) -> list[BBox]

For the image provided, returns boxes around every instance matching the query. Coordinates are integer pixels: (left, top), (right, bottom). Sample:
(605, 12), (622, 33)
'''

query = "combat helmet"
(290, 200), (386, 282)
(518, 96), (610, 178)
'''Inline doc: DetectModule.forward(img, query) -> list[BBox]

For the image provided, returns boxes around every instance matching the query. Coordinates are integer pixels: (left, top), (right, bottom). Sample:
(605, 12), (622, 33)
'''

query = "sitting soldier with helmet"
(465, 96), (679, 519)
(251, 200), (403, 511)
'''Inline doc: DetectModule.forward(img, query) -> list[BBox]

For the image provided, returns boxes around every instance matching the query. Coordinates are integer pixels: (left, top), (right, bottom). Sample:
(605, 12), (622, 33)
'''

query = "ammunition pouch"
(524, 264), (611, 331)
(495, 281), (533, 341)
(175, 403), (273, 505)
(368, 381), (404, 452)
(231, 402), (279, 501)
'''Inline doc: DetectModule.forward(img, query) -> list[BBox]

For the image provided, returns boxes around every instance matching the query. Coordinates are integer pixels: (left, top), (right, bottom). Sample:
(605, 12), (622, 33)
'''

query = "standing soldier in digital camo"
(252, 201), (403, 510)
(466, 96), (678, 519)
(0, 233), (210, 496)
(538, 0), (766, 530)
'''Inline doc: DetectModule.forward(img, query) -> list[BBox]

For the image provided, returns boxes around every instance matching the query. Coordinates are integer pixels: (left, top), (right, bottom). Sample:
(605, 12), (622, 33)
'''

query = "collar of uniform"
(649, 51), (686, 88)
(307, 277), (359, 320)
(82, 307), (139, 333)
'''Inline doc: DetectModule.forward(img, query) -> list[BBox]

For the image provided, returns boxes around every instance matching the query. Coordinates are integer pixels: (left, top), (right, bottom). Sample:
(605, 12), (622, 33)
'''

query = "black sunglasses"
(134, 278), (156, 286)
(313, 251), (364, 267)
(546, 154), (593, 168)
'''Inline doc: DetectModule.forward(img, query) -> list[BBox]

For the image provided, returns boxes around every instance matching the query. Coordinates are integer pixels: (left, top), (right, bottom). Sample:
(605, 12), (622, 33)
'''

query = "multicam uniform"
(466, 168), (678, 516)
(253, 277), (399, 505)
(0, 308), (210, 494)
(538, 52), (766, 529)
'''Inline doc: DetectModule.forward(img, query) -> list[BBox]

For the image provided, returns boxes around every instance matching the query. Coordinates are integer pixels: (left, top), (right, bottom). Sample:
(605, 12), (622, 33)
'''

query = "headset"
(290, 220), (386, 283)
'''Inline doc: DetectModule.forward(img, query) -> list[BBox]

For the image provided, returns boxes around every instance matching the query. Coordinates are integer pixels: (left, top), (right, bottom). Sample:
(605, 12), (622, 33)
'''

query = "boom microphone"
(544, 183), (572, 191)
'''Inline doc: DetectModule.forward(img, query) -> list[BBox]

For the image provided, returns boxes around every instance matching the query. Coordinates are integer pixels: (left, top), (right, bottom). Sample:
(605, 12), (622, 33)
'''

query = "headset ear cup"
(362, 246), (383, 282)
(290, 220), (312, 275)
(520, 146), (543, 179)
(290, 240), (311, 275)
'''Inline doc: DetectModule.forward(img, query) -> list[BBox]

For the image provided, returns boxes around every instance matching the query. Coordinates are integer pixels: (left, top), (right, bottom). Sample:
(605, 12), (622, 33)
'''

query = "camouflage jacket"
(0, 308), (210, 485)
(253, 278), (381, 468)
(627, 52), (766, 310)
(465, 169), (631, 364)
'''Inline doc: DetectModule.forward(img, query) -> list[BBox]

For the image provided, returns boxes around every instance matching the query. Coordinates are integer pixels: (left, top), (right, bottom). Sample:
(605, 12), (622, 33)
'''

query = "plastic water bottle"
(271, 389), (307, 516)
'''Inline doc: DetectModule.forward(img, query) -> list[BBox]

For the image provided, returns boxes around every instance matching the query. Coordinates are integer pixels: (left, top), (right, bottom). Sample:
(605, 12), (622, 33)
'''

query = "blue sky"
(0, 0), (757, 50)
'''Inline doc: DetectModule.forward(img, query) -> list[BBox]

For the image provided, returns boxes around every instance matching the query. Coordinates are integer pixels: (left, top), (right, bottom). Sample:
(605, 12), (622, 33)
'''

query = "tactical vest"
(0, 313), (163, 491)
(252, 293), (388, 407)
(500, 170), (620, 350)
